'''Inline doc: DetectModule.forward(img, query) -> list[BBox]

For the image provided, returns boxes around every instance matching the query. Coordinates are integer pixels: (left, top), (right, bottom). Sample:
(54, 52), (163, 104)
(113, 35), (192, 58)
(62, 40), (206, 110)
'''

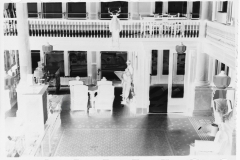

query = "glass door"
(167, 49), (189, 113)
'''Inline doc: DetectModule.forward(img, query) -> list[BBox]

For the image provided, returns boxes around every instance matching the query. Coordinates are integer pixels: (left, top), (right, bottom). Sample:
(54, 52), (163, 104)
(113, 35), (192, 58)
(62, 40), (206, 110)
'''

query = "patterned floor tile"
(54, 129), (173, 156)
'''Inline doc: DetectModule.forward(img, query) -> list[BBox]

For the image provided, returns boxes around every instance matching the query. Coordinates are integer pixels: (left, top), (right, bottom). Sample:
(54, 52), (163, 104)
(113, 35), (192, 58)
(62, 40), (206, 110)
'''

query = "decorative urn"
(213, 71), (231, 89)
(176, 43), (186, 54)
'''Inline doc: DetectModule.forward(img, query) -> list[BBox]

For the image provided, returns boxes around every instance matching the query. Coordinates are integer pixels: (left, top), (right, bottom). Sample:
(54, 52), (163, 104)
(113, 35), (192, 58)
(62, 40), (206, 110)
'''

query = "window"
(27, 3), (38, 18)
(162, 50), (169, 75)
(168, 1), (187, 15)
(4, 3), (16, 18)
(171, 52), (186, 98)
(176, 53), (186, 75)
(67, 2), (86, 19)
(100, 1), (128, 19)
(42, 3), (62, 18)
(155, 2), (163, 14)
(151, 50), (158, 76)
(192, 1), (200, 19)
(46, 51), (65, 76)
(218, 1), (228, 13)
(69, 51), (87, 77)
(101, 52), (127, 81)
(215, 60), (229, 76)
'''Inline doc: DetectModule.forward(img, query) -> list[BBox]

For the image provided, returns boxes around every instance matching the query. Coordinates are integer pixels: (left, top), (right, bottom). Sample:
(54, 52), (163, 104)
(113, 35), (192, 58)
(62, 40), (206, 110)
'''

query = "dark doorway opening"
(101, 51), (127, 81)
(149, 84), (168, 113)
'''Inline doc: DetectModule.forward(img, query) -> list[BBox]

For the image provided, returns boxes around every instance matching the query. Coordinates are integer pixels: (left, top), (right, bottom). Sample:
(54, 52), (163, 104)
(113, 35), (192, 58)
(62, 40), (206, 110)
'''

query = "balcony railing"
(4, 19), (201, 39)
(4, 18), (18, 36)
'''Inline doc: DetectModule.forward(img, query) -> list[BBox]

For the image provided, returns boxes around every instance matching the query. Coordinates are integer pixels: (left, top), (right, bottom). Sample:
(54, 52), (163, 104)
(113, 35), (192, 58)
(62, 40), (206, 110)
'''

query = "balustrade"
(120, 20), (200, 38)
(4, 19), (201, 39)
(4, 18), (18, 36)
(28, 19), (111, 38)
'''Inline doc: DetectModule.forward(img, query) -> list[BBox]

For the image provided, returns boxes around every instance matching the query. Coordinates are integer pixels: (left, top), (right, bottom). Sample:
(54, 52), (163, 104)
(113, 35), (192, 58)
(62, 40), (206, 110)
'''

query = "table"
(87, 84), (98, 109)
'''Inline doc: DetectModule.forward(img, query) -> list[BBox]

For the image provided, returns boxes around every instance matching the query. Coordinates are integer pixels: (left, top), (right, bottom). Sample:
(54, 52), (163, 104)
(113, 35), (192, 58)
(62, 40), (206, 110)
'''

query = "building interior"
(1, 0), (238, 158)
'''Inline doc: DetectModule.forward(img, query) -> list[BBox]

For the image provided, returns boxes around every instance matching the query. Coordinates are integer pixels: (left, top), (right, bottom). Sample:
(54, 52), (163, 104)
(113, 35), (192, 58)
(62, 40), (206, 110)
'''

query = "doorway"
(149, 49), (189, 113)
(100, 51), (127, 81)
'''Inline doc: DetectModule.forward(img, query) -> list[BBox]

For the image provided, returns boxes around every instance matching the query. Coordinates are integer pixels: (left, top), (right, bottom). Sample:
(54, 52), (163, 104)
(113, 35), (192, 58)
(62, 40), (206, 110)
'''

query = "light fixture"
(175, 42), (186, 54)
(42, 42), (53, 53)
(42, 42), (53, 64)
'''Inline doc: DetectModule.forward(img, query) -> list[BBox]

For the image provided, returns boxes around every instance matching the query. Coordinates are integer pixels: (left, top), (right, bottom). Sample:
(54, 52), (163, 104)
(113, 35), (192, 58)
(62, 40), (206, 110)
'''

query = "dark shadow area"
(149, 84), (168, 113)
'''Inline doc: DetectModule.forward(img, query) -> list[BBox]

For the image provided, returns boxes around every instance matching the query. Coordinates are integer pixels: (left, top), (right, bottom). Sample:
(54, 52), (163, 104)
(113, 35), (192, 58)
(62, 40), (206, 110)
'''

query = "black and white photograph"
(0, 0), (239, 160)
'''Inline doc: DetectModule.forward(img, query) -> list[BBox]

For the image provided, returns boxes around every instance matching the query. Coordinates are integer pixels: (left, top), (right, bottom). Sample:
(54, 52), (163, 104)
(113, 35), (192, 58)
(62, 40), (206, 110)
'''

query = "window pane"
(172, 53), (185, 98)
(42, 3), (62, 18)
(151, 50), (158, 76)
(101, 1), (128, 19)
(221, 63), (225, 71)
(155, 2), (163, 14)
(101, 52), (127, 81)
(215, 60), (219, 75)
(162, 50), (169, 75)
(168, 1), (187, 15)
(192, 1), (200, 18)
(28, 3), (38, 18)
(67, 2), (86, 18)
(69, 51), (87, 77)
(222, 1), (228, 12)
(176, 53), (186, 75)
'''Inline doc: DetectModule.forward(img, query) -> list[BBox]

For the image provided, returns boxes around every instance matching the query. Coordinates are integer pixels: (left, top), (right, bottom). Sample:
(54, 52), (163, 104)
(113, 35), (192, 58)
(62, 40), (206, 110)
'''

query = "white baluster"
(12, 20), (16, 36)
(173, 22), (176, 38)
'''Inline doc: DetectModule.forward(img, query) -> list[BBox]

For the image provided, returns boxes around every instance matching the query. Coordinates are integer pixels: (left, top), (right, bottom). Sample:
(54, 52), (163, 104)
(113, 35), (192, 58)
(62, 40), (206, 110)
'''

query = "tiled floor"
(5, 87), (216, 157)
(50, 87), (213, 157)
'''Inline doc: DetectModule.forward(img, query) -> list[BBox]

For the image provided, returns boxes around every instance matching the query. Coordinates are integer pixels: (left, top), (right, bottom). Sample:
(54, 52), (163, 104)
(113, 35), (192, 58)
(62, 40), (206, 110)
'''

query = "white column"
(208, 56), (214, 86)
(86, 2), (91, 19)
(16, 3), (32, 85)
(62, 2), (66, 19)
(64, 50), (69, 76)
(87, 51), (92, 77)
(162, 1), (168, 14)
(195, 45), (210, 87)
(187, 1), (193, 19)
(0, 1), (6, 158)
(200, 1), (210, 20)
(212, 1), (216, 21)
(150, 1), (155, 14)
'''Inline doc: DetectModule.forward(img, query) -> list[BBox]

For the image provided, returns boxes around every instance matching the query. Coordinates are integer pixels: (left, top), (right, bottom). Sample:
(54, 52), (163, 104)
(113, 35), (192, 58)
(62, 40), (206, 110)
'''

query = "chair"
(69, 80), (84, 105)
(94, 85), (115, 114)
(71, 84), (88, 112)
(97, 80), (112, 86)
(69, 82), (88, 112)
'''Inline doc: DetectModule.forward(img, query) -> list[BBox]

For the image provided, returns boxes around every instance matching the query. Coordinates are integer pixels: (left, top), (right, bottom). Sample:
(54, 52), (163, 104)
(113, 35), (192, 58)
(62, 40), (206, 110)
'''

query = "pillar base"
(195, 80), (210, 87)
(193, 86), (213, 116)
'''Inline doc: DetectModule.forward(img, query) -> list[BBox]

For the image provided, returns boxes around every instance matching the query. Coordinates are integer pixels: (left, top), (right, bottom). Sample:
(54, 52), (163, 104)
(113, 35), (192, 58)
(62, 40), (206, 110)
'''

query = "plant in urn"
(213, 71), (231, 89)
